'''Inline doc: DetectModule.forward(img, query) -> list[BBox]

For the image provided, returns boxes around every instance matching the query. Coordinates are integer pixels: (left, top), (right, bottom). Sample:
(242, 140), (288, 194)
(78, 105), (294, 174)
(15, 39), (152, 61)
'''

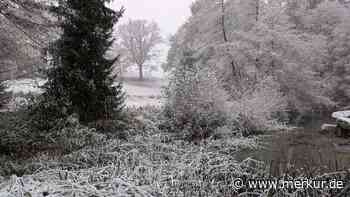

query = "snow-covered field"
(121, 78), (166, 107)
(4, 78), (45, 95)
(120, 66), (167, 107)
(3, 68), (167, 109)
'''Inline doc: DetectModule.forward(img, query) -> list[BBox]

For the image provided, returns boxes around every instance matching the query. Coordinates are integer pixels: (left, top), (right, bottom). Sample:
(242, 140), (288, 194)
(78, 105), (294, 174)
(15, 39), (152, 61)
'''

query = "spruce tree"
(46, 0), (125, 123)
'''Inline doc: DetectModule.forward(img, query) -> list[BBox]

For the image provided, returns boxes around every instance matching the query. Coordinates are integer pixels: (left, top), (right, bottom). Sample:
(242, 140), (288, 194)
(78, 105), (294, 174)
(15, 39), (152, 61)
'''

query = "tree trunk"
(138, 64), (143, 80)
(220, 0), (228, 42)
(254, 0), (260, 78)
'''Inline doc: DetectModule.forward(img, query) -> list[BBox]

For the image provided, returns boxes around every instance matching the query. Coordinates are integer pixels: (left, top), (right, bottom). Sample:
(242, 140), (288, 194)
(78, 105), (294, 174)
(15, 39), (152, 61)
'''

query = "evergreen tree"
(46, 0), (125, 123)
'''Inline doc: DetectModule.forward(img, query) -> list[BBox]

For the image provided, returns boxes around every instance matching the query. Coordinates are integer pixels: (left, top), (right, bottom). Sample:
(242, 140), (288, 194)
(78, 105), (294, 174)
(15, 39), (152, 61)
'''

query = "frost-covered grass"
(0, 137), (261, 197)
(0, 107), (263, 197)
(0, 107), (349, 197)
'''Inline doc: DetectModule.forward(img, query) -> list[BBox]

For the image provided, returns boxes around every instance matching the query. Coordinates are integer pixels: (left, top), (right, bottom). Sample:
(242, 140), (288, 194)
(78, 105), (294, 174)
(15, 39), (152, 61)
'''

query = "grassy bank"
(0, 107), (349, 196)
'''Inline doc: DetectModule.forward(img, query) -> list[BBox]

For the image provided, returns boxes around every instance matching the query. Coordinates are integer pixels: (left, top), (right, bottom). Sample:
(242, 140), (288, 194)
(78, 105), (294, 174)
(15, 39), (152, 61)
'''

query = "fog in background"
(110, 0), (194, 36)
(110, 0), (194, 75)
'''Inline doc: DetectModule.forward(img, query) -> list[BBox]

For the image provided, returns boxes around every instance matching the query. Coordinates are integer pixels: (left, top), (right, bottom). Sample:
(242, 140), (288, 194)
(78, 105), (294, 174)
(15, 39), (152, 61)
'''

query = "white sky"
(109, 0), (194, 67)
(110, 0), (194, 38)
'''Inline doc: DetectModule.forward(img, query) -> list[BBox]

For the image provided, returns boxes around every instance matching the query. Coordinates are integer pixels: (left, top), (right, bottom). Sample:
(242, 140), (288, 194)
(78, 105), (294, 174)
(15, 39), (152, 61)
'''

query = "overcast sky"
(109, 0), (194, 67)
(110, 0), (194, 37)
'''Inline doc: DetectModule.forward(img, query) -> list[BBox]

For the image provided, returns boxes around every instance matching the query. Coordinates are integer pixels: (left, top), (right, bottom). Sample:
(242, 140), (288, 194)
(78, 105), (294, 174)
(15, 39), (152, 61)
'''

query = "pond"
(236, 129), (350, 177)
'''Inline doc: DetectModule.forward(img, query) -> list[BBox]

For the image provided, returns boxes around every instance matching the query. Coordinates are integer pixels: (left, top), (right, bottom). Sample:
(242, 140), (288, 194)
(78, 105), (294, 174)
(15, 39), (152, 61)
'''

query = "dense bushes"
(162, 51), (229, 140)
(0, 81), (9, 109)
(0, 111), (31, 156)
(227, 77), (289, 136)
(0, 84), (130, 161)
(0, 110), (107, 159)
(162, 49), (289, 140)
(41, 118), (107, 154)
(1, 111), (348, 196)
(28, 93), (73, 132)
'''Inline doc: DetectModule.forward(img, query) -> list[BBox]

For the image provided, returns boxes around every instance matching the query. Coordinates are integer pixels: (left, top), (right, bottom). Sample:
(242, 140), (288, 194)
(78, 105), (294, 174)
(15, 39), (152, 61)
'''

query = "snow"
(122, 78), (166, 107)
(3, 74), (166, 108)
(4, 78), (46, 95)
(332, 111), (350, 124)
(0, 172), (155, 197)
(332, 111), (350, 119)
(122, 65), (167, 79)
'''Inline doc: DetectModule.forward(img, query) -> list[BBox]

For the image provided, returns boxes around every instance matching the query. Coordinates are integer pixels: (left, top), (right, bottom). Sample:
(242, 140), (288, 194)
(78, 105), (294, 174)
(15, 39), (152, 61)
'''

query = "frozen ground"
(4, 78), (45, 95)
(122, 78), (165, 107)
(120, 67), (167, 107)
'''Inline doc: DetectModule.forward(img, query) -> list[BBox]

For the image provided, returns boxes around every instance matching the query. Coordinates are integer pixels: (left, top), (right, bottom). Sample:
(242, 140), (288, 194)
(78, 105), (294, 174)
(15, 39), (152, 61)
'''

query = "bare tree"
(117, 19), (162, 80)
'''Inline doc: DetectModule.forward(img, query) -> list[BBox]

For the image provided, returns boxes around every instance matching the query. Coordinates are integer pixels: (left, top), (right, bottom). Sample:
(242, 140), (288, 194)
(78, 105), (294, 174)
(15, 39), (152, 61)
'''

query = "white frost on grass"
(0, 171), (154, 197)
(0, 124), (261, 197)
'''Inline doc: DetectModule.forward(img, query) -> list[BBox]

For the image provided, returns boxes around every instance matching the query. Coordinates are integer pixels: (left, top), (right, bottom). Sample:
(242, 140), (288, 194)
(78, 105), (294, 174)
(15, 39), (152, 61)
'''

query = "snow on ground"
(121, 77), (166, 108)
(120, 65), (168, 107)
(3, 67), (167, 109)
(0, 172), (154, 197)
(4, 78), (46, 95)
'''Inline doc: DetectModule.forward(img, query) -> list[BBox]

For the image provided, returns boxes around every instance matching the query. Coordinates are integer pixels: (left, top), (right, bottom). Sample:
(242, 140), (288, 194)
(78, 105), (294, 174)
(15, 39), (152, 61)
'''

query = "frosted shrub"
(7, 94), (38, 111)
(163, 51), (228, 140)
(163, 50), (288, 138)
(228, 77), (288, 135)
(28, 93), (71, 131)
(0, 111), (106, 160)
(48, 120), (107, 154)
